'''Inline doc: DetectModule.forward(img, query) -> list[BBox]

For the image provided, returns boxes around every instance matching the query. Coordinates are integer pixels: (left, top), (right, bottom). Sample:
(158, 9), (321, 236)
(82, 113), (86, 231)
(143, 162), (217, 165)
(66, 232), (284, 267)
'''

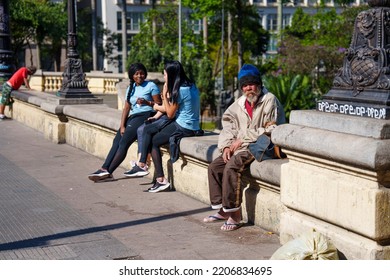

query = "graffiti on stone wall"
(317, 101), (386, 119)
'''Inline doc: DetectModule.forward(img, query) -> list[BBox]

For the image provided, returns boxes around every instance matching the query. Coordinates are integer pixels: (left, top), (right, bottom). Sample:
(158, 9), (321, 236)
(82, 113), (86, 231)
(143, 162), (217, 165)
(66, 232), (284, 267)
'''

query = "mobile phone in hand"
(144, 118), (156, 124)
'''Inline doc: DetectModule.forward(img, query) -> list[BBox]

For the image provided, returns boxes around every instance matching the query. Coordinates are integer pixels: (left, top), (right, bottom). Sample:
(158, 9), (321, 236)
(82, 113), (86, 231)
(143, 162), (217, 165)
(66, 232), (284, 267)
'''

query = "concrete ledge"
(178, 133), (220, 162)
(272, 123), (390, 171)
(280, 210), (390, 260)
(63, 104), (121, 130)
(290, 110), (390, 139)
(249, 159), (288, 187)
(281, 152), (390, 240)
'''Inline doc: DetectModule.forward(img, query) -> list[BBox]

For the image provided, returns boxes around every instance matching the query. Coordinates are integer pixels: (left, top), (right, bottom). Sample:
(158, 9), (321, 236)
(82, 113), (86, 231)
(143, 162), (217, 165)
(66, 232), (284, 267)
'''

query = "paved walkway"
(0, 120), (280, 260)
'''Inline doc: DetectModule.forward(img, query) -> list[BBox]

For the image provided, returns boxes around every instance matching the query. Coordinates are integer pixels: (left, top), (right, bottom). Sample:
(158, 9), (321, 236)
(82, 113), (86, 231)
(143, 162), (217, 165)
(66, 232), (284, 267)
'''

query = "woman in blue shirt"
(88, 63), (161, 182)
(125, 60), (201, 192)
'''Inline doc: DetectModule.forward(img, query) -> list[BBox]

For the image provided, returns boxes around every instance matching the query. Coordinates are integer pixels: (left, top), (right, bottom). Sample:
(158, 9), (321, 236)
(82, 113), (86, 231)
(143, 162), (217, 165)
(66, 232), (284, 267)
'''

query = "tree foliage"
(278, 5), (369, 95)
(128, 4), (214, 117)
(128, 5), (204, 71)
(9, 0), (115, 71)
(263, 74), (314, 121)
(183, 0), (269, 88)
(128, 1), (269, 119)
(9, 0), (68, 69)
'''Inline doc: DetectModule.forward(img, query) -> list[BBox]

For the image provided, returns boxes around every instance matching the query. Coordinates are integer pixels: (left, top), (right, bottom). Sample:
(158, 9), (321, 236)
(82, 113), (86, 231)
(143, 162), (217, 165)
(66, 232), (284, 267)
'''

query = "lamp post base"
(57, 57), (94, 98)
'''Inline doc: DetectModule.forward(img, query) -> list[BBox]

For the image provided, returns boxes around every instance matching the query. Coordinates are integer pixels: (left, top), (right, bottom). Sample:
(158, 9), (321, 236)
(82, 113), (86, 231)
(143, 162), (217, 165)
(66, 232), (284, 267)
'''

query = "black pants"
(102, 111), (153, 174)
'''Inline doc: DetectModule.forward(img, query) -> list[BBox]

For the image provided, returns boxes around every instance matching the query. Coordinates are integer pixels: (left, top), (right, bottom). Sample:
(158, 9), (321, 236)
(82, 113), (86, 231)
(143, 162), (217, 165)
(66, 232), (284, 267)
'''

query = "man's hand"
(222, 139), (242, 163)
(229, 139), (242, 153)
(222, 147), (232, 163)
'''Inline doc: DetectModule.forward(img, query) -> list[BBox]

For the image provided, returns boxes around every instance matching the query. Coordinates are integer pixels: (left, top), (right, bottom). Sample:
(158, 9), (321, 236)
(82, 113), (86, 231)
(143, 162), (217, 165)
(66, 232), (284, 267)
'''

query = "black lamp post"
(58, 0), (92, 98)
(0, 0), (15, 84)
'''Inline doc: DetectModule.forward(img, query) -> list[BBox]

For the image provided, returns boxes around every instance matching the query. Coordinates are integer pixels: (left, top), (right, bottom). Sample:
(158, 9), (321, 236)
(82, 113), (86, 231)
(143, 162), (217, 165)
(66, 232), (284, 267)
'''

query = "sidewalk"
(0, 120), (280, 260)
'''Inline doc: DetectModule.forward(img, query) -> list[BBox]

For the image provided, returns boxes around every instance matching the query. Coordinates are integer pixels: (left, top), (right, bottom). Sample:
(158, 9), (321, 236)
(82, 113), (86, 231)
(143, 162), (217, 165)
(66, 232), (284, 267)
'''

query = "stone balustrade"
(29, 70), (127, 94)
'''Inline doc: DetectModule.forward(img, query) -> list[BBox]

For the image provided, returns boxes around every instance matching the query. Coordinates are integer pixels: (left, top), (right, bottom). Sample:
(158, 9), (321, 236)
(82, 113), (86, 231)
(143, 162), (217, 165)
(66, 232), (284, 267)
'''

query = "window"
(126, 12), (144, 31)
(191, 19), (202, 34)
(117, 35), (122, 50)
(268, 34), (278, 52)
(283, 14), (291, 28)
(118, 55), (123, 74)
(117, 11), (122, 31)
(267, 14), (278, 31)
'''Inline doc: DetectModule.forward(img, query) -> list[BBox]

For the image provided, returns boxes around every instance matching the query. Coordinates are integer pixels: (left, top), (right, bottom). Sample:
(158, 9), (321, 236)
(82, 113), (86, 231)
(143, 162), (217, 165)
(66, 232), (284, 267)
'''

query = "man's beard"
(245, 90), (260, 103)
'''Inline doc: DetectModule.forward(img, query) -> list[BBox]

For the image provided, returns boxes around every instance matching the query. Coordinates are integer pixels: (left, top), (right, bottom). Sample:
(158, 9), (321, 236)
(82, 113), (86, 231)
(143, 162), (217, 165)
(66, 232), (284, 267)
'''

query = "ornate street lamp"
(0, 0), (15, 84)
(58, 0), (92, 98)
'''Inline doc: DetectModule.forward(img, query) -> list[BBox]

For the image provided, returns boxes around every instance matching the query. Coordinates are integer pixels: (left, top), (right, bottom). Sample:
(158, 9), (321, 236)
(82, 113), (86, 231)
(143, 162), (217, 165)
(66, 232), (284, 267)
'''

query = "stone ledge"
(291, 110), (390, 139)
(63, 104), (121, 129)
(280, 210), (390, 260)
(249, 159), (288, 187)
(57, 101), (287, 188)
(272, 123), (390, 171)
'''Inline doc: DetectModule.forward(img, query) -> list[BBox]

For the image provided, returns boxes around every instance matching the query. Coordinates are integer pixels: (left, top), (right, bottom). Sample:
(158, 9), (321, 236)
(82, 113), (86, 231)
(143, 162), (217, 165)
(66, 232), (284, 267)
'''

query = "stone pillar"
(0, 0), (14, 84)
(274, 0), (390, 259)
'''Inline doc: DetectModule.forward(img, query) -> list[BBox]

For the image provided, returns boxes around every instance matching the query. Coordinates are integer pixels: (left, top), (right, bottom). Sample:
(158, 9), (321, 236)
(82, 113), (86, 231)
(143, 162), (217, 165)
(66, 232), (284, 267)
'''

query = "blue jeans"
(136, 115), (172, 154)
(140, 121), (190, 178)
(102, 111), (153, 174)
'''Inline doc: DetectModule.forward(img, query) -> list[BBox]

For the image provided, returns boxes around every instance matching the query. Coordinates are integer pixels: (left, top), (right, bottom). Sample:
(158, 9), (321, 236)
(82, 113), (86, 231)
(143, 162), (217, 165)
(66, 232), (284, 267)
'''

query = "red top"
(8, 67), (29, 90)
(245, 99), (253, 119)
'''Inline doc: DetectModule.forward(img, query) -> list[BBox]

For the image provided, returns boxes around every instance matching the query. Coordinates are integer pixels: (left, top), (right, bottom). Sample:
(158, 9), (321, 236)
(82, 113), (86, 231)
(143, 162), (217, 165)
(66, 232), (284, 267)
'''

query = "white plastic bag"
(271, 229), (339, 260)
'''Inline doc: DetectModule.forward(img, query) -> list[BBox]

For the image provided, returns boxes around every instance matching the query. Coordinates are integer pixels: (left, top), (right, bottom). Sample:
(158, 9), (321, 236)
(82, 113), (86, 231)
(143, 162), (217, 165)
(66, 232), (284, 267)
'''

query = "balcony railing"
(29, 71), (164, 96)
(29, 71), (126, 94)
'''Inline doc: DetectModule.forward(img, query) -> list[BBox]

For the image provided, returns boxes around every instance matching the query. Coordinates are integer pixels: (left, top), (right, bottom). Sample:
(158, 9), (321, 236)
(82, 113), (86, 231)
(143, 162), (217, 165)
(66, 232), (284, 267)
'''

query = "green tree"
(10, 0), (40, 67)
(183, 0), (269, 88)
(35, 1), (67, 71)
(128, 4), (204, 71)
(10, 0), (68, 70)
(278, 5), (369, 95)
(128, 4), (215, 119)
(197, 57), (216, 117)
(10, 0), (116, 72)
(263, 74), (314, 121)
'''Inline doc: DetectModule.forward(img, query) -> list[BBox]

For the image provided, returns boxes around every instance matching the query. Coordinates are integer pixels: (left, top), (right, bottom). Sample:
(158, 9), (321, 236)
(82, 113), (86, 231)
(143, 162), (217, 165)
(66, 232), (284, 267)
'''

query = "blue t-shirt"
(125, 80), (160, 115)
(175, 85), (200, 131)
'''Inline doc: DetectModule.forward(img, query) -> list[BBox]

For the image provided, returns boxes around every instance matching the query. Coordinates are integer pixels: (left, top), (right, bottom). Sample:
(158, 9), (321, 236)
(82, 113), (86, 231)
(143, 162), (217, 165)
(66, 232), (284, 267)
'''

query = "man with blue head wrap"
(203, 64), (285, 231)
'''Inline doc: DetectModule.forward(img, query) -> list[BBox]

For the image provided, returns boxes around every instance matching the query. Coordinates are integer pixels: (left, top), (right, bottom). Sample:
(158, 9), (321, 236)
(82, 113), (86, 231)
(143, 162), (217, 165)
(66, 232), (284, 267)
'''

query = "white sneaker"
(124, 165), (149, 177)
(148, 180), (171, 193)
(88, 169), (111, 181)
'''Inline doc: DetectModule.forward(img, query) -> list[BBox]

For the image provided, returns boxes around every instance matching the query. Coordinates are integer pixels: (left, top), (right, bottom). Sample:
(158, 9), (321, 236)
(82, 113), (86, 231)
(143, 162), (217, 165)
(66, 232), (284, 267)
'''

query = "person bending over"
(0, 66), (37, 120)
